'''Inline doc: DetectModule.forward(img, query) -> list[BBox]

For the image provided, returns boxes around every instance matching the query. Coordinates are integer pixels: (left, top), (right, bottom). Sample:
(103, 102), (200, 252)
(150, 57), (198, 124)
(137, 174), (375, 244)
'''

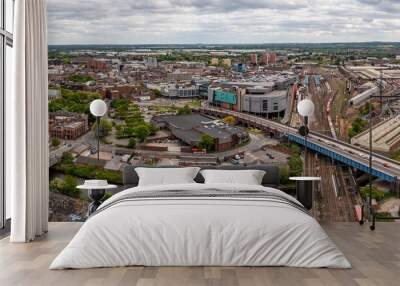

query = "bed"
(50, 165), (351, 269)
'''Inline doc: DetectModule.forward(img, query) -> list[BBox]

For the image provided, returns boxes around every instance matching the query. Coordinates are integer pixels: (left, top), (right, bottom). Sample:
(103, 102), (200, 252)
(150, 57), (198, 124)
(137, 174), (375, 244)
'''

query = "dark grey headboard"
(123, 165), (280, 188)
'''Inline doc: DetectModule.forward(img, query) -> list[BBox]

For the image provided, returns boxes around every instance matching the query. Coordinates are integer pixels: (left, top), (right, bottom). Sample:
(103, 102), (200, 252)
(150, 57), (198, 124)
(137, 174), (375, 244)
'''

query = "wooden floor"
(0, 222), (399, 286)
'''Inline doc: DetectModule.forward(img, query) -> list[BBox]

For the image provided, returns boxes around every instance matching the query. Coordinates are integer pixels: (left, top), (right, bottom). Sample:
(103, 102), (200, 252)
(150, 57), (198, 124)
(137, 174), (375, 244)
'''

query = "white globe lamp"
(90, 99), (108, 160)
(297, 99), (315, 117)
(90, 99), (107, 117)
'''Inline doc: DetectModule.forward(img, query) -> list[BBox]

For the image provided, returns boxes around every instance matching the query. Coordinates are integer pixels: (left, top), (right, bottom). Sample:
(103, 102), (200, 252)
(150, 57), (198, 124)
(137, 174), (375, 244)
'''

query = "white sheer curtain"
(8, 0), (49, 242)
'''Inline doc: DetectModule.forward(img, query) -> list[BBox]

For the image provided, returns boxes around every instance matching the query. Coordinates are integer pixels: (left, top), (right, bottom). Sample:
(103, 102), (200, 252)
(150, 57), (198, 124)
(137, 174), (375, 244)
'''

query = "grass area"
(148, 105), (178, 114)
(187, 100), (202, 108)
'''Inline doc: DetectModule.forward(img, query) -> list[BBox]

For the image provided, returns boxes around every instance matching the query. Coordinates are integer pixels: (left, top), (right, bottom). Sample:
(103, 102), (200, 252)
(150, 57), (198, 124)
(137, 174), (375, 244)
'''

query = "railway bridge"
(200, 106), (400, 191)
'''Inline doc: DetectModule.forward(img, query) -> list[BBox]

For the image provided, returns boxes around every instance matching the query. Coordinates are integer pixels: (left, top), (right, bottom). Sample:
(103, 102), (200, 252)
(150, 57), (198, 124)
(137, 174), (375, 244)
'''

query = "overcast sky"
(47, 0), (400, 45)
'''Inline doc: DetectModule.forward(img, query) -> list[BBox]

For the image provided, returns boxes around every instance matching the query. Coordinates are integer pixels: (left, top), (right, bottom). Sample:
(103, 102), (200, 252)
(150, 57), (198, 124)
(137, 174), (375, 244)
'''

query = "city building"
(211, 58), (219, 66)
(48, 88), (61, 100)
(144, 57), (158, 67)
(87, 59), (109, 71)
(233, 63), (246, 73)
(152, 114), (249, 152)
(49, 111), (89, 140)
(167, 69), (193, 82)
(222, 58), (232, 67)
(161, 83), (199, 98)
(207, 76), (296, 116)
(262, 53), (277, 65)
(249, 53), (258, 65)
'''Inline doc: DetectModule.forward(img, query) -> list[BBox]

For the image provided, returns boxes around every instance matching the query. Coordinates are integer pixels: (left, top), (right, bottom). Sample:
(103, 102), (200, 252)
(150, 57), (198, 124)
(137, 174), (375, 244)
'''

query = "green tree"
(127, 138), (137, 149)
(288, 156), (303, 177)
(49, 175), (80, 198)
(223, 115), (236, 125)
(359, 103), (374, 116)
(48, 99), (64, 112)
(279, 165), (290, 185)
(359, 186), (385, 202)
(69, 74), (94, 83)
(152, 89), (162, 97)
(48, 89), (100, 115)
(60, 152), (74, 164)
(177, 105), (192, 115)
(92, 119), (112, 137)
(63, 175), (78, 197)
(198, 134), (215, 152)
(134, 124), (151, 142)
(348, 118), (367, 138)
(51, 137), (61, 147)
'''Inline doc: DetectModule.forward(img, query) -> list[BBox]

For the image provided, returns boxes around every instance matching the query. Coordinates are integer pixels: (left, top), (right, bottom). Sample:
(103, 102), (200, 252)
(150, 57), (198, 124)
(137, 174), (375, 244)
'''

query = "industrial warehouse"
(151, 114), (249, 152)
(351, 115), (400, 152)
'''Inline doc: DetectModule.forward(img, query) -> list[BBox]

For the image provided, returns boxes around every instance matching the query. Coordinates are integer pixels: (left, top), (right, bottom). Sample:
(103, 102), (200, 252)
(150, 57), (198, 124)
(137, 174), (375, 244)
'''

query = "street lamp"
(90, 99), (107, 160)
(359, 75), (400, 231)
(297, 99), (315, 175)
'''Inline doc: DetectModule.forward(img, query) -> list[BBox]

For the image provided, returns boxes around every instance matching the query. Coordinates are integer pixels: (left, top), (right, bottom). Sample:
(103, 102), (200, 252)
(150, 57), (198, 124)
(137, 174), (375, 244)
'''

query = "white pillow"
(200, 169), (266, 185)
(135, 167), (200, 186)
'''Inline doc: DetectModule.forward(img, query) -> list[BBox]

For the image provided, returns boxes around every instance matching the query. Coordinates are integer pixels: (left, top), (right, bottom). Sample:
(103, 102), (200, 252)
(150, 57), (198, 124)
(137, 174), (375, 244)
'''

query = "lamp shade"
(297, 99), (315, 117)
(90, 99), (107, 117)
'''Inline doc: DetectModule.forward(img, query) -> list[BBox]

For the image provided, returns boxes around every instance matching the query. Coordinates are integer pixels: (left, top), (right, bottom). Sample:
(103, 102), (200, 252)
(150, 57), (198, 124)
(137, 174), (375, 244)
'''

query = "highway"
(200, 105), (400, 181)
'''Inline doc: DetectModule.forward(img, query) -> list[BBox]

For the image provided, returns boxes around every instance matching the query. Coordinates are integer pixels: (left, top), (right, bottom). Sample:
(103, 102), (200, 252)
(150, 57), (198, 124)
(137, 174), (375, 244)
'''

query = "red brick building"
(262, 53), (277, 65)
(49, 112), (89, 140)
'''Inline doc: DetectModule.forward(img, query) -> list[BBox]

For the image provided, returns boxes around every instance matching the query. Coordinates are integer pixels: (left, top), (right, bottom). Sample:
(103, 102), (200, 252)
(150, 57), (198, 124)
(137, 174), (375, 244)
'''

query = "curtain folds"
(9, 0), (49, 242)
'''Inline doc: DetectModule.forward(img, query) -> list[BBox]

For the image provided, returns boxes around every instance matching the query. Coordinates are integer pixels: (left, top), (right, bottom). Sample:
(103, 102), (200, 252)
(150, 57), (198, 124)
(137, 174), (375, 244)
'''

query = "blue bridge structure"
(200, 106), (400, 185)
(288, 134), (397, 183)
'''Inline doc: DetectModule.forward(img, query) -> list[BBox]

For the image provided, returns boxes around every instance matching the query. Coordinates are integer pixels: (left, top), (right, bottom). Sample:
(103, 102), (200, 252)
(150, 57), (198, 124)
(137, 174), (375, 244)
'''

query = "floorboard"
(0, 222), (399, 286)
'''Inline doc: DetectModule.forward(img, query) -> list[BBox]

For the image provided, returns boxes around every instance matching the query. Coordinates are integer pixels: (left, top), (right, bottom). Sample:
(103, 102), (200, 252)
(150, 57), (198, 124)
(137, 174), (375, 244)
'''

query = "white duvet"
(50, 183), (351, 269)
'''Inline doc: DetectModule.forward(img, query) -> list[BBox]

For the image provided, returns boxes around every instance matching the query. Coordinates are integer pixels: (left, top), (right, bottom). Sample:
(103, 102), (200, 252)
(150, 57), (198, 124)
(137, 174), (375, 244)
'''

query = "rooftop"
(0, 222), (399, 286)
(351, 115), (400, 152)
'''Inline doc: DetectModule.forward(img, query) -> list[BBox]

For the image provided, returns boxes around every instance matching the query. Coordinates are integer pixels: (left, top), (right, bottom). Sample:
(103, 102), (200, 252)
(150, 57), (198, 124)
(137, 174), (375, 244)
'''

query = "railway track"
(307, 152), (358, 222)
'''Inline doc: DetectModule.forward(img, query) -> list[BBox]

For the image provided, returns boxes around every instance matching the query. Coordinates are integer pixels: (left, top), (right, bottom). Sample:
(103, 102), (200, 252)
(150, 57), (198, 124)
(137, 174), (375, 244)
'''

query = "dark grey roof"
(153, 113), (248, 146)
(171, 128), (202, 145)
(154, 114), (215, 130)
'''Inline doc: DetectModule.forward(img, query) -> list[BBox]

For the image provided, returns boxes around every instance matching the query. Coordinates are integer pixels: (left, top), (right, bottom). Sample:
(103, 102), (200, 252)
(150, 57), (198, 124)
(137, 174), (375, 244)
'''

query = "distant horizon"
(48, 1), (400, 45)
(48, 41), (400, 47)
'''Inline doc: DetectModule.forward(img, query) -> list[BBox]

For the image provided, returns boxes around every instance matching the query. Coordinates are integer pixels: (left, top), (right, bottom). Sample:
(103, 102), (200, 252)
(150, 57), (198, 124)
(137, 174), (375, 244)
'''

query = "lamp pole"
(297, 99), (314, 177)
(96, 116), (100, 160)
(304, 115), (308, 176)
(362, 78), (400, 230)
(90, 99), (108, 161)
(368, 92), (374, 230)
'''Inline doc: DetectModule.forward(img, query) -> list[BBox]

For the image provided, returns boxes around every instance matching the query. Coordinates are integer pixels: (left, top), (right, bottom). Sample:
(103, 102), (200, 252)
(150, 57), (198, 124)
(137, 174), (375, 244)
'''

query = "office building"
(233, 63), (246, 73)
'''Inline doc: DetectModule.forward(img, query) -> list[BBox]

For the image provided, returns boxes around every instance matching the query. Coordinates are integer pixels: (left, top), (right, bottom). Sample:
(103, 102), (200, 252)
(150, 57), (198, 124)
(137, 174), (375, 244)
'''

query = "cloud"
(47, 0), (400, 44)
